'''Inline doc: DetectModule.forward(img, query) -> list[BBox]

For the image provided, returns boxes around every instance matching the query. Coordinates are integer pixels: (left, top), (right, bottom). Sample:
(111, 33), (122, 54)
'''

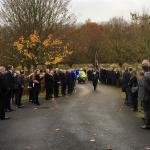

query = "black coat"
(14, 75), (24, 89)
(122, 70), (131, 90)
(143, 72), (150, 102)
(6, 71), (15, 90)
(60, 72), (67, 85)
(33, 75), (41, 91)
(45, 73), (54, 89)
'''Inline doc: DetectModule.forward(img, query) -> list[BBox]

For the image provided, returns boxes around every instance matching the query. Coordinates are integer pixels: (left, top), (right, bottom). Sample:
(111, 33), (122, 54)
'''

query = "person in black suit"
(92, 70), (99, 91)
(53, 68), (60, 98)
(60, 70), (67, 96)
(0, 66), (9, 120)
(14, 71), (25, 108)
(45, 69), (54, 100)
(32, 69), (42, 105)
(66, 69), (74, 95)
(5, 65), (15, 112)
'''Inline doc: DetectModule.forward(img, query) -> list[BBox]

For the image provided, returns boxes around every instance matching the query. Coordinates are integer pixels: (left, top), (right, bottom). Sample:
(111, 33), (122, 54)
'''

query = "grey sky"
(70, 0), (150, 23)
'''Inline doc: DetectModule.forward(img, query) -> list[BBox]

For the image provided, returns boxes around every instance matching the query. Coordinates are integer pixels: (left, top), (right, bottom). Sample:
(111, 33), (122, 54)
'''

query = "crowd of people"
(0, 61), (150, 130)
(87, 60), (150, 129)
(121, 60), (150, 129)
(0, 66), (77, 120)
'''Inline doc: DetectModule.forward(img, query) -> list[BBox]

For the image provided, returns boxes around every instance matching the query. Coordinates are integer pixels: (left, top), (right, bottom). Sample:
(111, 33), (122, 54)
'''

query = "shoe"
(0, 117), (10, 120)
(8, 109), (15, 112)
(141, 125), (150, 129)
(17, 105), (24, 108)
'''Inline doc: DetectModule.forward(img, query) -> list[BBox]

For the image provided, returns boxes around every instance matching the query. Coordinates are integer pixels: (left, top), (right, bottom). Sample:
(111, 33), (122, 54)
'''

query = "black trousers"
(45, 87), (53, 100)
(15, 88), (23, 107)
(29, 88), (33, 102)
(131, 93), (138, 111)
(143, 101), (150, 126)
(54, 84), (59, 97)
(0, 94), (5, 119)
(5, 90), (13, 111)
(61, 84), (66, 96)
(33, 89), (40, 105)
(67, 83), (72, 94)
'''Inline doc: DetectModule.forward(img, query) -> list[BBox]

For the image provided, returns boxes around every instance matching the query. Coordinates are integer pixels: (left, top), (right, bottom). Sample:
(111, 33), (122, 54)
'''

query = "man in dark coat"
(45, 69), (51, 100)
(45, 69), (54, 100)
(5, 65), (15, 112)
(53, 68), (60, 98)
(14, 71), (24, 108)
(66, 69), (74, 95)
(0, 66), (9, 120)
(92, 70), (99, 91)
(141, 60), (150, 129)
(60, 70), (67, 96)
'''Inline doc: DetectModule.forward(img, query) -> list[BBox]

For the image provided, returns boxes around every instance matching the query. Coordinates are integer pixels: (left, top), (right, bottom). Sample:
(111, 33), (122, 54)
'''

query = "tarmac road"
(0, 83), (150, 150)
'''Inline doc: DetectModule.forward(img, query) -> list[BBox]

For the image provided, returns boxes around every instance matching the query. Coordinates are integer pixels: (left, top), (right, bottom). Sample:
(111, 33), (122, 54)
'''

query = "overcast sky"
(70, 0), (150, 23)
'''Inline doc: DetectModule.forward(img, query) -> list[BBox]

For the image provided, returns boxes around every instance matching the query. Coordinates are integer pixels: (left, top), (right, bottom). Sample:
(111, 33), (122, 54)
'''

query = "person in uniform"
(92, 70), (99, 91)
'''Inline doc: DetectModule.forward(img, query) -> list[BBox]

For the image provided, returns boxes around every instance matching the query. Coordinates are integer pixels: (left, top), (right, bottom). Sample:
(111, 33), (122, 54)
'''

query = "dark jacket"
(129, 76), (138, 95)
(33, 75), (41, 91)
(122, 70), (131, 91)
(0, 73), (8, 94)
(45, 73), (54, 89)
(6, 71), (15, 90)
(143, 72), (150, 102)
(14, 75), (24, 89)
(92, 72), (99, 85)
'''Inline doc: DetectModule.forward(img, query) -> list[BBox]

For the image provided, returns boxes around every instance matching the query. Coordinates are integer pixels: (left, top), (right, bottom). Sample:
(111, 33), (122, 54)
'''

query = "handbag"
(131, 86), (138, 93)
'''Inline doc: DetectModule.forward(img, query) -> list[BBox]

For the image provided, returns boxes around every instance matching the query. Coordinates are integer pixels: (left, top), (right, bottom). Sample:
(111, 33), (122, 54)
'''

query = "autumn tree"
(13, 31), (71, 69)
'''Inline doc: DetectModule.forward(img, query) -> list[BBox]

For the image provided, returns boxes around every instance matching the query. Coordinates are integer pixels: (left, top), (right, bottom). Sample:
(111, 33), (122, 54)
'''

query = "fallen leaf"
(107, 146), (112, 150)
(90, 139), (96, 142)
(56, 128), (60, 131)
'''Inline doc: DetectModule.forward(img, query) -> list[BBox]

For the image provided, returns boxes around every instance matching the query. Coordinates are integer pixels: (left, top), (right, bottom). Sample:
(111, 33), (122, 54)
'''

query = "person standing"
(45, 69), (51, 100)
(122, 67), (131, 105)
(14, 71), (24, 108)
(60, 70), (67, 96)
(28, 74), (34, 102)
(32, 70), (42, 105)
(5, 65), (15, 112)
(138, 71), (144, 109)
(92, 70), (99, 91)
(53, 69), (60, 98)
(129, 71), (138, 112)
(66, 69), (74, 95)
(141, 60), (150, 129)
(0, 66), (9, 120)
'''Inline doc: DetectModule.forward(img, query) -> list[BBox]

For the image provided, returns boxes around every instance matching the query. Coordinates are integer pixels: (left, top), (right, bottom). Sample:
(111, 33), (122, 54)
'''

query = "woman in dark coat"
(129, 71), (138, 112)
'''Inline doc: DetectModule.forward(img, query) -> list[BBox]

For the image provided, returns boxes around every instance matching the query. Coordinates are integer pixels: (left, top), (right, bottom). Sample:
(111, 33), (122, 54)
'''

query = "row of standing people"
(28, 68), (76, 105)
(0, 66), (77, 120)
(122, 60), (150, 129)
(87, 63), (150, 130)
(0, 65), (25, 120)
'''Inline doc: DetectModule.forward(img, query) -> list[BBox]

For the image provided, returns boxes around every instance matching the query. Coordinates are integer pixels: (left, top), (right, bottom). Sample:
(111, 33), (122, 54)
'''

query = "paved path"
(0, 84), (150, 150)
